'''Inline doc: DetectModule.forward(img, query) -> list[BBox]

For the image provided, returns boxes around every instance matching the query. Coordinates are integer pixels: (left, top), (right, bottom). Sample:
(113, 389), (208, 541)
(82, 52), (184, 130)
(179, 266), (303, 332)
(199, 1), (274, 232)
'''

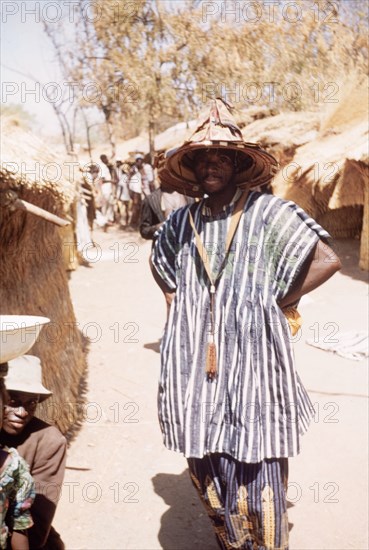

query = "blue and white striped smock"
(151, 191), (330, 463)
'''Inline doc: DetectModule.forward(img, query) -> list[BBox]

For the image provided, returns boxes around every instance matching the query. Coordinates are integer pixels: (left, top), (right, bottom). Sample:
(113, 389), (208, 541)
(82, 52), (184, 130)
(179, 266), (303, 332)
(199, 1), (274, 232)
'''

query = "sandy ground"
(53, 226), (368, 550)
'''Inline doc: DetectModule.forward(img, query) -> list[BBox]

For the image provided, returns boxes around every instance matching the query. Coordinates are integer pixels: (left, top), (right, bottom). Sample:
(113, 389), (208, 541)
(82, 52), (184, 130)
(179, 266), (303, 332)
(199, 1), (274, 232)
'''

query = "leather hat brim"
(160, 141), (279, 198)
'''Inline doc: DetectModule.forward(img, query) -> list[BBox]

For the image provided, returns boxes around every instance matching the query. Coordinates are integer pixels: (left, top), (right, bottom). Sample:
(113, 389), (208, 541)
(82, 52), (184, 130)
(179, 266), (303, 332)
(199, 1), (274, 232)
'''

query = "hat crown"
(187, 98), (244, 145)
(5, 355), (52, 398)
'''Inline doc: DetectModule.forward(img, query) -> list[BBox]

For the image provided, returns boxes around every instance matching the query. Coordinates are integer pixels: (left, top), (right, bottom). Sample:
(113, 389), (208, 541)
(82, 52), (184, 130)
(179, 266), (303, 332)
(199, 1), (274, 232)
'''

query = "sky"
(0, 0), (189, 140)
(1, 1), (67, 135)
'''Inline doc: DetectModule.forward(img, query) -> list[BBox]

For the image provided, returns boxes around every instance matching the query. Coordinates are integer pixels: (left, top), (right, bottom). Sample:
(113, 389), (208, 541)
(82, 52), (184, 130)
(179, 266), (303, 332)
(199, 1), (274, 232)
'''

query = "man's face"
(2, 391), (40, 435)
(194, 150), (235, 195)
(136, 158), (143, 168)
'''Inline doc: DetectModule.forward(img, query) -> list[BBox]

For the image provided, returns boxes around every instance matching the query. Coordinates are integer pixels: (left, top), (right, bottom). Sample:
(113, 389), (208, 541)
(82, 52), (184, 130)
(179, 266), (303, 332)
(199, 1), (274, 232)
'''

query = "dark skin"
(2, 391), (40, 436)
(150, 149), (341, 313)
(0, 389), (31, 550)
(193, 150), (237, 214)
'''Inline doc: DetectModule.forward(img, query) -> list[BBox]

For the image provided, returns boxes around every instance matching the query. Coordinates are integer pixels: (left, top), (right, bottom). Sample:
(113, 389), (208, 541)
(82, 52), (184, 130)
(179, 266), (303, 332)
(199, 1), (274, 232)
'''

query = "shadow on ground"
(152, 470), (218, 550)
(152, 470), (296, 548)
(333, 238), (368, 283)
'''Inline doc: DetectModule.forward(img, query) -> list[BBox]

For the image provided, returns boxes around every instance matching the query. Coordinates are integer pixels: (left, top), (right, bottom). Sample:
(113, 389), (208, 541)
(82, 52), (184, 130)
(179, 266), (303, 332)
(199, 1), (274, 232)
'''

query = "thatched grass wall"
(0, 119), (87, 435)
(272, 118), (368, 263)
(239, 111), (321, 167)
(271, 77), (369, 270)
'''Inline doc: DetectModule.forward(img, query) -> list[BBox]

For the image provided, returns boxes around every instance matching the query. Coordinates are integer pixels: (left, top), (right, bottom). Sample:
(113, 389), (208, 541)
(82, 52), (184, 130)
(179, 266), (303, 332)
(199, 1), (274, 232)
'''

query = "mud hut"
(0, 117), (87, 435)
(239, 110), (321, 167)
(272, 78), (369, 271)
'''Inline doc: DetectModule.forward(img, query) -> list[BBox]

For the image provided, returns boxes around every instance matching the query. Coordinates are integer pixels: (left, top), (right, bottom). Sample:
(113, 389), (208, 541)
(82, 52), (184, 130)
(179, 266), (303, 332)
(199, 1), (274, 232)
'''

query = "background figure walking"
(116, 160), (131, 227)
(128, 153), (154, 229)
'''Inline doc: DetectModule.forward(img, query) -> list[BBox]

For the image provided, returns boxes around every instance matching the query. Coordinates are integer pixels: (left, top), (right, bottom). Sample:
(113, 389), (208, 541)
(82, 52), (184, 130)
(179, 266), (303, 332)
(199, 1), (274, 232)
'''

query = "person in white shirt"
(128, 154), (155, 229)
(116, 160), (131, 227)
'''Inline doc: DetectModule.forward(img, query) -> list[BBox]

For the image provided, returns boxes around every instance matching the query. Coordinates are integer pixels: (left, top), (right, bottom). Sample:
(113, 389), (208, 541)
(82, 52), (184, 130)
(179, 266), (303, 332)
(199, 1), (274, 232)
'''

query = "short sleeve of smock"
(151, 213), (178, 290)
(12, 453), (35, 531)
(264, 199), (330, 301)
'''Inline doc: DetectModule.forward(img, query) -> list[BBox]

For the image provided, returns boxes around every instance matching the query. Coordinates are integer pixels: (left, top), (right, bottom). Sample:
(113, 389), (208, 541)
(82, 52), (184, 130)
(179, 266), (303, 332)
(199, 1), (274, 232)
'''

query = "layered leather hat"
(156, 98), (279, 198)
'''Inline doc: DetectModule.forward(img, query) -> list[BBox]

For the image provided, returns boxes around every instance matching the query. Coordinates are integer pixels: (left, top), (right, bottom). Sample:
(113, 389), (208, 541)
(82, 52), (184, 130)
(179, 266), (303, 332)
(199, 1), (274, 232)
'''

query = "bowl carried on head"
(0, 315), (50, 374)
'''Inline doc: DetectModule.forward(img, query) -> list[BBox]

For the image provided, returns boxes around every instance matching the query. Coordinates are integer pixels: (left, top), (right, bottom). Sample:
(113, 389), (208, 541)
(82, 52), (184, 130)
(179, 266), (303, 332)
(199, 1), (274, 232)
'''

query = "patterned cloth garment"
(187, 453), (289, 550)
(151, 191), (330, 463)
(0, 447), (35, 549)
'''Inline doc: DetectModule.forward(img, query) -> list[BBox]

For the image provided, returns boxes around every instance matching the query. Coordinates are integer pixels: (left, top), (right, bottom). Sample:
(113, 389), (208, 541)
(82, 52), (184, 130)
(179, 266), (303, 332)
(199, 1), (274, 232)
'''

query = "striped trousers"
(187, 454), (289, 550)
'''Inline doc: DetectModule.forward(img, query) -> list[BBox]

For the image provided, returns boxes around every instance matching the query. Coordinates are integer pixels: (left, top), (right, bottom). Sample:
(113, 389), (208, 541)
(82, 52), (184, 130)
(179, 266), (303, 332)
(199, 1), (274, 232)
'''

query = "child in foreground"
(0, 375), (35, 550)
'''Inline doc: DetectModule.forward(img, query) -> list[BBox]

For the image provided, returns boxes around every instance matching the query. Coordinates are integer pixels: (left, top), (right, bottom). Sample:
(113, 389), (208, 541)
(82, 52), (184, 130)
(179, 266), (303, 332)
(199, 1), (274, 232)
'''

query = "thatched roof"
(270, 90), (368, 269)
(1, 117), (76, 207)
(155, 120), (197, 152)
(0, 118), (87, 436)
(116, 134), (149, 160)
(242, 111), (319, 149)
(272, 118), (367, 223)
(114, 121), (197, 161)
(237, 110), (321, 169)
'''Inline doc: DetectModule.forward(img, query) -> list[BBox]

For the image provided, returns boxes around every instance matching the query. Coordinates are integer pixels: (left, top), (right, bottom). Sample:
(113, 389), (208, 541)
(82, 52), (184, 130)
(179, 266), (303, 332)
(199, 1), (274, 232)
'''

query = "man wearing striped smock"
(151, 100), (341, 550)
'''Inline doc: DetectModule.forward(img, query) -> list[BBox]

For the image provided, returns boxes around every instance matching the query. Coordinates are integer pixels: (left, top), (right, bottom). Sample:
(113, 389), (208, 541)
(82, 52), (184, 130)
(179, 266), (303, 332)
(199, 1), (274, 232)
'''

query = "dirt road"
(54, 227), (368, 550)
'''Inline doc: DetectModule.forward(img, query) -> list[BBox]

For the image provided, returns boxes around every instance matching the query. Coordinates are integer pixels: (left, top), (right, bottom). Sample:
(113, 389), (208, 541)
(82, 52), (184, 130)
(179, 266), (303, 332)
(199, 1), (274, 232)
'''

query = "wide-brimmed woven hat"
(5, 355), (52, 402)
(157, 98), (279, 198)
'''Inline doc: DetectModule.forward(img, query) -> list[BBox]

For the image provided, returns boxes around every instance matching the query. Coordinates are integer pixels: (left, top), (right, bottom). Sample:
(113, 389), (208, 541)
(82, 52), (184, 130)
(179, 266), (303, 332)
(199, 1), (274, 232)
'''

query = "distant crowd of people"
(82, 152), (155, 232)
(81, 152), (193, 239)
